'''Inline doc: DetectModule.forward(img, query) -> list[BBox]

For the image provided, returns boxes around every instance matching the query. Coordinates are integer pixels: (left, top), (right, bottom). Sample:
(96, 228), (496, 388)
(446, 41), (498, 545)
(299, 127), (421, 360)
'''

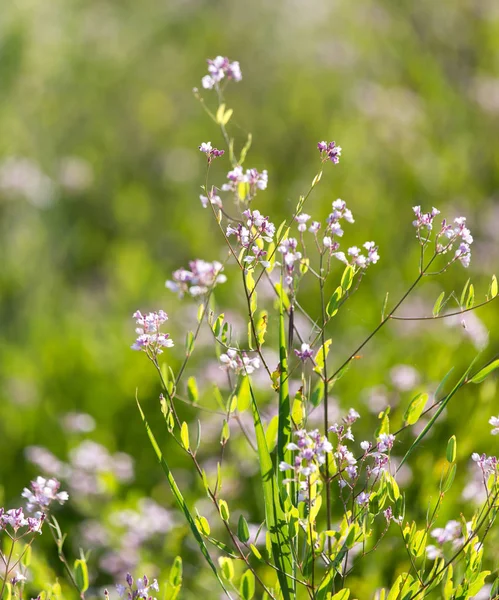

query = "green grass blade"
(249, 382), (294, 600)
(398, 354), (480, 470)
(137, 399), (233, 599)
(277, 296), (292, 477)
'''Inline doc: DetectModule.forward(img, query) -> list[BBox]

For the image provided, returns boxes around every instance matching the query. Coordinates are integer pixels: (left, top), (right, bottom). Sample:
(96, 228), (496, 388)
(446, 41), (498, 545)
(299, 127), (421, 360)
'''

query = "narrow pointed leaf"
(136, 399), (232, 598)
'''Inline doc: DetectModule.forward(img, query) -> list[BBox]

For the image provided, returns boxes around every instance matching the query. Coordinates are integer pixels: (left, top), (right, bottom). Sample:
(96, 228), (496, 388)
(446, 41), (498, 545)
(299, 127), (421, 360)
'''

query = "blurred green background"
(1, 0), (498, 597)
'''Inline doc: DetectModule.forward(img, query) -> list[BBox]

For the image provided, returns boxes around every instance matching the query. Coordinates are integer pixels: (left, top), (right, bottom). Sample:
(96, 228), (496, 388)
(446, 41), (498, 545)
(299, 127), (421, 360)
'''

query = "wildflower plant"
(131, 56), (499, 600)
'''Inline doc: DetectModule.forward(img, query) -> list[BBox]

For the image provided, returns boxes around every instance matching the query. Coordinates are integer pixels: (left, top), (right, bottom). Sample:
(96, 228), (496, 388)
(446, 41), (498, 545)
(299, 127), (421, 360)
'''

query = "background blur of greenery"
(1, 0), (498, 597)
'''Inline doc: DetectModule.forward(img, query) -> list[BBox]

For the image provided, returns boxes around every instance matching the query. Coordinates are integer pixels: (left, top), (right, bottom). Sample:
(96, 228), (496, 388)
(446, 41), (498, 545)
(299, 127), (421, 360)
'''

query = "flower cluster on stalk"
(22, 476), (69, 515)
(413, 206), (473, 268)
(0, 507), (44, 534)
(166, 260), (227, 297)
(295, 343), (314, 361)
(131, 310), (174, 357)
(227, 209), (276, 267)
(219, 348), (260, 375)
(489, 416), (499, 435)
(317, 141), (342, 164)
(108, 572), (159, 600)
(199, 142), (225, 164)
(200, 186), (223, 209)
(426, 520), (471, 560)
(279, 429), (333, 501)
(201, 56), (242, 90)
(278, 238), (302, 288)
(221, 166), (268, 203)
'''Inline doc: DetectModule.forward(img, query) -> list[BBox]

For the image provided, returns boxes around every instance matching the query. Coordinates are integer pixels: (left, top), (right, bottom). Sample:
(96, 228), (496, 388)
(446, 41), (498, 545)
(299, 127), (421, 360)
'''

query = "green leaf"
(220, 420), (230, 444)
(432, 291), (446, 317)
(136, 400), (233, 599)
(277, 298), (292, 478)
(310, 379), (324, 407)
(446, 435), (457, 463)
(442, 463), (456, 493)
(196, 515), (211, 536)
(314, 339), (332, 374)
(249, 381), (293, 600)
(311, 170), (323, 187)
(265, 415), (279, 452)
(22, 544), (32, 567)
(3, 583), (12, 600)
(218, 557), (234, 581)
(245, 270), (257, 315)
(469, 359), (499, 384)
(375, 407), (390, 437)
(326, 286), (343, 318)
(169, 556), (183, 587)
(275, 282), (290, 312)
(239, 133), (252, 165)
(237, 514), (250, 543)
(222, 108), (233, 125)
(185, 330), (195, 354)
(213, 313), (225, 337)
(460, 278), (470, 307)
(187, 376), (198, 403)
(331, 591), (350, 600)
(341, 265), (355, 291)
(465, 283), (475, 309)
(219, 499), (230, 521)
(256, 310), (268, 345)
(237, 376), (251, 412)
(74, 558), (89, 594)
(240, 570), (255, 600)
(403, 393), (428, 425)
(490, 274), (498, 299)
(216, 103), (226, 123)
(180, 422), (190, 451)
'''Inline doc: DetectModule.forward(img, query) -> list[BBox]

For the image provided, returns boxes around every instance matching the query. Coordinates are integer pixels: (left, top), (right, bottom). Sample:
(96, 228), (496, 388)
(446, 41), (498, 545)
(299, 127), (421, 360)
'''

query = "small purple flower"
(199, 142), (225, 164)
(201, 56), (242, 90)
(489, 416), (499, 436)
(295, 343), (314, 361)
(318, 140), (342, 164)
(412, 206), (440, 233)
(377, 433), (395, 453)
(356, 492), (370, 506)
(115, 572), (159, 600)
(278, 238), (302, 288)
(131, 310), (174, 357)
(221, 166), (268, 202)
(308, 221), (321, 235)
(472, 452), (498, 477)
(22, 477), (68, 514)
(220, 348), (260, 375)
(166, 260), (227, 298)
(295, 214), (311, 233)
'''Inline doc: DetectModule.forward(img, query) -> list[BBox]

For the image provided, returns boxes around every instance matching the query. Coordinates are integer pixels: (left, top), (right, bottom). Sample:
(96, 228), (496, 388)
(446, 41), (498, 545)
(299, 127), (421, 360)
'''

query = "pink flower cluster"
(219, 348), (260, 375)
(413, 206), (473, 268)
(294, 343), (314, 361)
(278, 238), (302, 287)
(22, 476), (68, 515)
(166, 260), (227, 297)
(199, 142), (225, 164)
(0, 507), (44, 534)
(131, 310), (174, 356)
(109, 572), (159, 600)
(201, 56), (242, 90)
(317, 141), (342, 164)
(227, 210), (275, 267)
(334, 242), (380, 269)
(221, 166), (268, 202)
(321, 199), (355, 252)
